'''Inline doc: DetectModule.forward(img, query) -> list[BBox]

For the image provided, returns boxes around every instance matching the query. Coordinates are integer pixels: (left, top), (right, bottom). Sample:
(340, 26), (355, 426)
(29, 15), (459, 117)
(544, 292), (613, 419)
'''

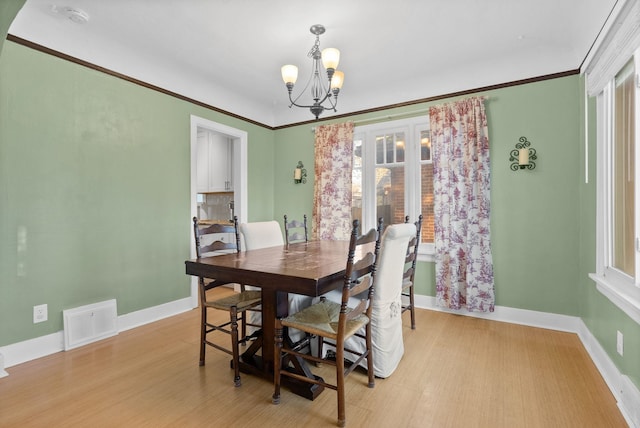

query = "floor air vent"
(63, 299), (118, 350)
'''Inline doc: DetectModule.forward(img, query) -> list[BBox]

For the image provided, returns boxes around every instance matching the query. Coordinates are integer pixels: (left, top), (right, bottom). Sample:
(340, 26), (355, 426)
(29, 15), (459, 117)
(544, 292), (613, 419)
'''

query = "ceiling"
(8, 0), (618, 128)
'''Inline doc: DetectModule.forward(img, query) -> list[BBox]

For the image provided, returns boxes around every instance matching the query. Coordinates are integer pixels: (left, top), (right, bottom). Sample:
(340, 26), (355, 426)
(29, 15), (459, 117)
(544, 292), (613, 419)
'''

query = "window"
(352, 117), (434, 259)
(591, 53), (640, 324)
(612, 60), (635, 278)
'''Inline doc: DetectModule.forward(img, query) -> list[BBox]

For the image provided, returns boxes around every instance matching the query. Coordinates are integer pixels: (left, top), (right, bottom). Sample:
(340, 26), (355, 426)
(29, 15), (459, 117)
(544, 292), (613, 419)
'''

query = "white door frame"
(189, 115), (248, 307)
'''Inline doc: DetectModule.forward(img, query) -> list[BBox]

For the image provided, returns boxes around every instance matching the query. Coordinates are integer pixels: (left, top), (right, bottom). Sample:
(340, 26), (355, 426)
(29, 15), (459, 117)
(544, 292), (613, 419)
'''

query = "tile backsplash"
(197, 192), (234, 222)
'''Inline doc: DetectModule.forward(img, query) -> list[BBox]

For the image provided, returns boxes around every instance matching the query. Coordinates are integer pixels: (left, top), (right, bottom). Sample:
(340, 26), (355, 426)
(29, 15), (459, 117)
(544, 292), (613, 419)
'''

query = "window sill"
(589, 273), (640, 326)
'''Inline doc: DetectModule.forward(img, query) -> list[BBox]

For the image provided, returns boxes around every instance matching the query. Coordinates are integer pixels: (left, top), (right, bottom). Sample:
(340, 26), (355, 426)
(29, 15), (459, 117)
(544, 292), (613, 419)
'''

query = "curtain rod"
(311, 108), (430, 132)
(311, 96), (490, 131)
(352, 108), (431, 125)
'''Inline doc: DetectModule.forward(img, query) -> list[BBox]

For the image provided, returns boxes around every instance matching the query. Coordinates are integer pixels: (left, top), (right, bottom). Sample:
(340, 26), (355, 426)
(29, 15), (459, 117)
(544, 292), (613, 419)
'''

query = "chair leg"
(199, 305), (207, 366)
(409, 285), (416, 330)
(230, 306), (241, 387)
(335, 346), (346, 427)
(272, 319), (283, 404)
(240, 309), (247, 346)
(365, 323), (375, 388)
(317, 334), (324, 360)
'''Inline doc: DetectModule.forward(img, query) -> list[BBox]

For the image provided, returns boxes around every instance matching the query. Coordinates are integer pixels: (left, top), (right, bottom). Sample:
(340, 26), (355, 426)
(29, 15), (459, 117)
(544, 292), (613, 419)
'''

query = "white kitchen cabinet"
(196, 130), (233, 193)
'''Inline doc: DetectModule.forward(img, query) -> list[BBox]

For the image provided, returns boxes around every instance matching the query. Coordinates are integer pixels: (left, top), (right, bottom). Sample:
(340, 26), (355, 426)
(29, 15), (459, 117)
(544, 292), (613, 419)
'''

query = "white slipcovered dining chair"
(319, 222), (416, 378)
(240, 220), (285, 250)
(239, 221), (313, 342)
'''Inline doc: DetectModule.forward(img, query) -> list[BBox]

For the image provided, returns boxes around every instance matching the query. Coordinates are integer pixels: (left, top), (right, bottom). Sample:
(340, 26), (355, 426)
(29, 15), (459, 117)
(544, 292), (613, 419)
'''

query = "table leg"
(238, 289), (323, 400)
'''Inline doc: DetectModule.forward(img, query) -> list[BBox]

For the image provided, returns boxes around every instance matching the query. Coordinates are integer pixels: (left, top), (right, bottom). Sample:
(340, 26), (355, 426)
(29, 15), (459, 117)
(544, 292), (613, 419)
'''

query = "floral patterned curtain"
(429, 97), (495, 312)
(312, 122), (354, 240)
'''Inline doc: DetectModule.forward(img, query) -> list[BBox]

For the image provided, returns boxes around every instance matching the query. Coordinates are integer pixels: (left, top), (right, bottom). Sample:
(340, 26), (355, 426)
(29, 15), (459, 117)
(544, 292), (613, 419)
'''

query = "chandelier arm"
(287, 93), (336, 111)
(287, 64), (332, 109)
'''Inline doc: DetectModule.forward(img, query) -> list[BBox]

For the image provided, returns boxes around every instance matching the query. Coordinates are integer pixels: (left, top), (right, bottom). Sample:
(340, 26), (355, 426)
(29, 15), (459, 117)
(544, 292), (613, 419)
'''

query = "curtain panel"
(429, 97), (495, 312)
(312, 122), (354, 240)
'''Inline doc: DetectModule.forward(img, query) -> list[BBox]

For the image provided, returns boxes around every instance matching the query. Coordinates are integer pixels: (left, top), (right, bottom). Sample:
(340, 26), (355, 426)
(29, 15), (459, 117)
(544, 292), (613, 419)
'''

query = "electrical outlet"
(33, 304), (47, 323)
(616, 330), (624, 356)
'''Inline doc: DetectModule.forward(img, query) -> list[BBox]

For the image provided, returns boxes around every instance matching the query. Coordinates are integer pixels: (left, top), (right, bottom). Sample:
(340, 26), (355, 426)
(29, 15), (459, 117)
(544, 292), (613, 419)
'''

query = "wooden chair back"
(337, 218), (382, 337)
(283, 214), (308, 245)
(403, 214), (422, 290)
(193, 217), (240, 257)
(193, 216), (240, 294)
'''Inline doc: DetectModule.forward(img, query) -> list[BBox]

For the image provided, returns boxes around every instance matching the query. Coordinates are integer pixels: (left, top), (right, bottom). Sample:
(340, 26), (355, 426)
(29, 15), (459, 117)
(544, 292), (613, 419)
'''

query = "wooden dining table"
(184, 239), (350, 400)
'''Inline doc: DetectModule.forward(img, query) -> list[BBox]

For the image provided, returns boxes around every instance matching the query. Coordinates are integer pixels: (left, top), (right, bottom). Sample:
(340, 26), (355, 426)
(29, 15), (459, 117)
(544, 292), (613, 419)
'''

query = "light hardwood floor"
(0, 288), (628, 427)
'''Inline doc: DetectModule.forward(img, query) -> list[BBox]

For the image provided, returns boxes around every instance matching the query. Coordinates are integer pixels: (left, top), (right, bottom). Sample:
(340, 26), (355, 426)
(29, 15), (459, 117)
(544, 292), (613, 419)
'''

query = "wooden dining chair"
(192, 216), (262, 387)
(283, 214), (308, 245)
(402, 214), (423, 329)
(273, 219), (382, 428)
(318, 221), (417, 378)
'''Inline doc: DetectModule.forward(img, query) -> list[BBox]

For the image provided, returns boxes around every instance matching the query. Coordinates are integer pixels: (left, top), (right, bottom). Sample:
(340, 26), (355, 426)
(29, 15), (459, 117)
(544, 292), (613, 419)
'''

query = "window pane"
(421, 130), (431, 161)
(395, 133), (405, 162)
(421, 162), (434, 243)
(352, 139), (363, 225)
(375, 164), (405, 230)
(385, 135), (394, 163)
(376, 136), (384, 164)
(612, 61), (635, 277)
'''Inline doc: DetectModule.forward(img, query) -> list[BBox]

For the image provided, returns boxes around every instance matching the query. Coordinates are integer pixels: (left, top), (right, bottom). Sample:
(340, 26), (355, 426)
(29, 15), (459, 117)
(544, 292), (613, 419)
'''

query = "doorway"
(189, 115), (248, 307)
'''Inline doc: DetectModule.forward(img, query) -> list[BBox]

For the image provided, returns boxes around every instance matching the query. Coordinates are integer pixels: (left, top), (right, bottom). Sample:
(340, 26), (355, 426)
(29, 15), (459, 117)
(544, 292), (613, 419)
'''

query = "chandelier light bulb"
(321, 48), (340, 70)
(330, 70), (344, 90)
(281, 65), (299, 85)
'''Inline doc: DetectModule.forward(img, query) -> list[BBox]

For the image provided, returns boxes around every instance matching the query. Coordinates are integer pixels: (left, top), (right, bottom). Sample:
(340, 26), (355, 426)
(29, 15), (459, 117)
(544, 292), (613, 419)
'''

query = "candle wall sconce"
(509, 136), (537, 171)
(294, 161), (307, 184)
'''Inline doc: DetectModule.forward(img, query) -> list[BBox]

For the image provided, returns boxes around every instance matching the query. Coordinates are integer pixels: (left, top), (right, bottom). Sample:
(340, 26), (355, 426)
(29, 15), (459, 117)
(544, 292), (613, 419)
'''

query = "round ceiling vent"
(51, 6), (90, 24)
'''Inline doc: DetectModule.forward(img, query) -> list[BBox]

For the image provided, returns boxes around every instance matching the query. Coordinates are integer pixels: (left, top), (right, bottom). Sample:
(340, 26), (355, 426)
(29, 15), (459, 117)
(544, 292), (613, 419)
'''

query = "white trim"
(582, 0), (635, 73)
(0, 296), (192, 370)
(189, 115), (248, 308)
(583, 0), (640, 97)
(591, 56), (640, 325)
(413, 295), (580, 332)
(0, 353), (7, 378)
(590, 273), (640, 325)
(578, 320), (640, 428)
(118, 297), (192, 332)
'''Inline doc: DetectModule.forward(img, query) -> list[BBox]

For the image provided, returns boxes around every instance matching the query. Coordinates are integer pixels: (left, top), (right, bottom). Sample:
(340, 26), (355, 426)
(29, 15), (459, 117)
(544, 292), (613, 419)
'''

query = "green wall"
(0, 0), (24, 56)
(275, 77), (581, 314)
(0, 41), (274, 346)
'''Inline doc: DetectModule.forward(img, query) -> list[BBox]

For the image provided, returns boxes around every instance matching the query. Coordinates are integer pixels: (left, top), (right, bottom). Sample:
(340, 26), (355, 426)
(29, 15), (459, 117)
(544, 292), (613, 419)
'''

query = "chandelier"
(281, 25), (344, 120)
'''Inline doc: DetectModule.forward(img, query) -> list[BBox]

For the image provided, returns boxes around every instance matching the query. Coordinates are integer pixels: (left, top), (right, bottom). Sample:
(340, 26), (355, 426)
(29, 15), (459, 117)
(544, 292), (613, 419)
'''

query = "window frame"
(590, 49), (640, 325)
(353, 116), (434, 261)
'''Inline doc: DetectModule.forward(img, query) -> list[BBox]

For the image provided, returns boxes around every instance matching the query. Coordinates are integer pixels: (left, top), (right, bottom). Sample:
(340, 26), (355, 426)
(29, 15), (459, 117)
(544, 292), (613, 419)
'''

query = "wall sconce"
(294, 161), (307, 184)
(509, 136), (537, 171)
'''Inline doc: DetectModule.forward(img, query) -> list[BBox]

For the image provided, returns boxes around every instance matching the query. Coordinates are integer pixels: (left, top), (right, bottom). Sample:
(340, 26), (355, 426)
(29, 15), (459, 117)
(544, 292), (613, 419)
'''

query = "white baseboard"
(414, 296), (639, 428)
(0, 296), (194, 370)
(577, 320), (640, 428)
(0, 353), (8, 378)
(413, 295), (580, 332)
(118, 296), (193, 332)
